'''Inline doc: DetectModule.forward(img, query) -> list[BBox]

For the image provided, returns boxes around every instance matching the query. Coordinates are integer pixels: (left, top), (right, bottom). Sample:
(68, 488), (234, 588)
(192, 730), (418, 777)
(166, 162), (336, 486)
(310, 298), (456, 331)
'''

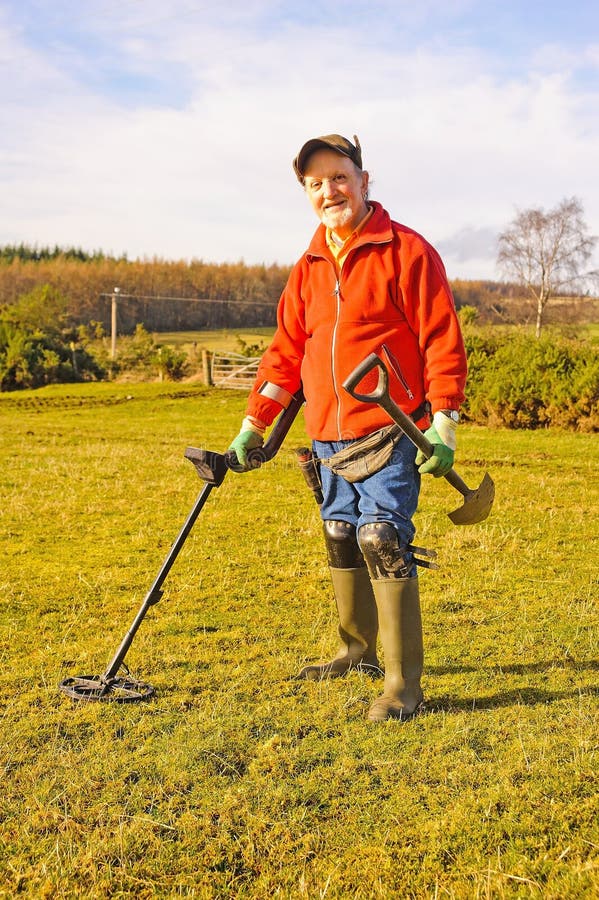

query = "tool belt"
(320, 423), (402, 483)
(320, 402), (428, 483)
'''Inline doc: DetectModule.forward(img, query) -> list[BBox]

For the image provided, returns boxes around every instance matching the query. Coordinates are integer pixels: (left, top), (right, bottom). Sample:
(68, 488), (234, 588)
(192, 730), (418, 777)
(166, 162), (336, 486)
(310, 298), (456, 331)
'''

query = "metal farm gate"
(210, 352), (261, 390)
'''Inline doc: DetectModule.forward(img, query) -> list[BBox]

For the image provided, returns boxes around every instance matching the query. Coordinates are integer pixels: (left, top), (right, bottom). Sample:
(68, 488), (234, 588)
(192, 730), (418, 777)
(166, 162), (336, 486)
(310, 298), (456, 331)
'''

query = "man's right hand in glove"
(228, 417), (265, 471)
(415, 410), (458, 478)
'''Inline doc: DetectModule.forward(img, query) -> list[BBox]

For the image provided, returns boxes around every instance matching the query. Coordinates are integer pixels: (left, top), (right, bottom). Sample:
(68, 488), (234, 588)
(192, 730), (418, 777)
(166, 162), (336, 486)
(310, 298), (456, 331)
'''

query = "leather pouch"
(320, 424), (402, 483)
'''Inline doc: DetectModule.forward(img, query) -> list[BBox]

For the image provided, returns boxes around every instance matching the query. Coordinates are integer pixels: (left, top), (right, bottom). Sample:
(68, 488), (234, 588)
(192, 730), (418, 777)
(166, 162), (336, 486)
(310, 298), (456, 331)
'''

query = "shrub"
(236, 335), (267, 357)
(463, 329), (599, 431)
(90, 324), (189, 382)
(151, 344), (189, 382)
(457, 304), (479, 327)
(0, 288), (105, 390)
(106, 323), (156, 376)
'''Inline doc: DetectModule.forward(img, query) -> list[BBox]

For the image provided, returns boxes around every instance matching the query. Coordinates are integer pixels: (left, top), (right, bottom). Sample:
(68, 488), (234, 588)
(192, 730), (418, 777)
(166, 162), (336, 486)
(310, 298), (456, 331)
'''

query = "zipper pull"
(333, 279), (340, 297)
(381, 343), (414, 399)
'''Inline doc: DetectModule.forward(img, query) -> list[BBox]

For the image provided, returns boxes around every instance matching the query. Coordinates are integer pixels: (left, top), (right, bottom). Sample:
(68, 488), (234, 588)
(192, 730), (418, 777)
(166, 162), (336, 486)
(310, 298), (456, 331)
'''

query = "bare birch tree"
(497, 197), (598, 337)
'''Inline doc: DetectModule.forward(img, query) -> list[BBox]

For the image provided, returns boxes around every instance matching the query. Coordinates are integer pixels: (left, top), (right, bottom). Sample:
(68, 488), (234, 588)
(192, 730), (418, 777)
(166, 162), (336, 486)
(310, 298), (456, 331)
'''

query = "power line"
(99, 292), (277, 307)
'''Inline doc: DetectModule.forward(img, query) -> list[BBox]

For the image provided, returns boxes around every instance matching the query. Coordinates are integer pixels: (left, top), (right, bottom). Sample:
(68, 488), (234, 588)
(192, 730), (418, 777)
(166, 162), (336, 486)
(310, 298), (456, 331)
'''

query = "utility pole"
(111, 287), (120, 359)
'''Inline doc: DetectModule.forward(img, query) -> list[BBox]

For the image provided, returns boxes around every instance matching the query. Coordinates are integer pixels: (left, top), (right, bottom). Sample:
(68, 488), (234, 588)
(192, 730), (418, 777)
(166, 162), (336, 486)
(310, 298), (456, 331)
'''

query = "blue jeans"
(314, 434), (421, 547)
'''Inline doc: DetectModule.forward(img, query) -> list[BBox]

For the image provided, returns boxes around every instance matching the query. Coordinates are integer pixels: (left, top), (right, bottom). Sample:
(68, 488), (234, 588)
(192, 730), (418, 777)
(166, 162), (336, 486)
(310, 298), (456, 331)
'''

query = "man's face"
(303, 148), (369, 240)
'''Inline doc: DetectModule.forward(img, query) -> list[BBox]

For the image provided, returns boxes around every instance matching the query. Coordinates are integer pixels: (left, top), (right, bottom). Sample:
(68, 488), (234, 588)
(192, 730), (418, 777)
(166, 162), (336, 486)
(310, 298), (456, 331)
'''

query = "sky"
(1, 0), (598, 280)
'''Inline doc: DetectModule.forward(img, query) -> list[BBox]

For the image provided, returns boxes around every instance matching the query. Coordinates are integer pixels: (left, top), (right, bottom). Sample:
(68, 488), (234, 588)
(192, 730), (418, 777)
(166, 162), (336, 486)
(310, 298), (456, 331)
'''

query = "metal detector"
(59, 390), (304, 702)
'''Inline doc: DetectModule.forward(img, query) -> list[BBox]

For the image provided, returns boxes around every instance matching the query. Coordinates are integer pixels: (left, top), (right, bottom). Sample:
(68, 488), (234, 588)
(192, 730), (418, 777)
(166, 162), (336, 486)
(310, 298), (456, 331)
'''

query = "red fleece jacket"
(246, 201), (467, 441)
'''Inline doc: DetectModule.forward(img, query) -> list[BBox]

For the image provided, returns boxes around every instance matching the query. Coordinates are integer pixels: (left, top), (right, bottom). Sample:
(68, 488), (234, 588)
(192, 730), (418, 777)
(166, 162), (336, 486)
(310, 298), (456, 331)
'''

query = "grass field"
(156, 328), (275, 353)
(152, 324), (599, 352)
(0, 382), (597, 898)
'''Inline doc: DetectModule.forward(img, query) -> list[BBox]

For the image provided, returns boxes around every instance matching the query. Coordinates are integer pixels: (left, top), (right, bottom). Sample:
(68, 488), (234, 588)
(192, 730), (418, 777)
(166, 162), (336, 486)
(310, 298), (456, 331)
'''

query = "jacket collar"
(305, 201), (393, 261)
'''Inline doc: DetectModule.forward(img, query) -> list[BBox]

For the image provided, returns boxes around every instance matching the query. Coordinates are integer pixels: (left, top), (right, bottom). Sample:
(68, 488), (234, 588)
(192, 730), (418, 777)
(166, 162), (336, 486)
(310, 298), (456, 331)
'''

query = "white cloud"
(436, 226), (499, 262)
(0, 2), (597, 280)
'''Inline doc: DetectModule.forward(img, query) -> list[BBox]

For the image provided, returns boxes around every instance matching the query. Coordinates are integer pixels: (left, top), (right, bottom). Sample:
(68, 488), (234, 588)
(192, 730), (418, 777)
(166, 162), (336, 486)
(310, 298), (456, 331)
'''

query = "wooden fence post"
(202, 349), (213, 385)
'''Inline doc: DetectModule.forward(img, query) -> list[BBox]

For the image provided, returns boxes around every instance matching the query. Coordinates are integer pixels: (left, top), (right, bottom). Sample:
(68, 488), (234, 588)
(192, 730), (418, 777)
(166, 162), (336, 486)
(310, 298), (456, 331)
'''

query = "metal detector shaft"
(103, 482), (215, 680)
(103, 391), (305, 680)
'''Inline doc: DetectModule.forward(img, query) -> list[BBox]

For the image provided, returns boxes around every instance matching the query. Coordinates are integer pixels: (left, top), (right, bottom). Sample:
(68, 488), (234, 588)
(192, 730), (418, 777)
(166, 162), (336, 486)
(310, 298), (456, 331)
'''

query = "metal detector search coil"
(59, 673), (155, 703)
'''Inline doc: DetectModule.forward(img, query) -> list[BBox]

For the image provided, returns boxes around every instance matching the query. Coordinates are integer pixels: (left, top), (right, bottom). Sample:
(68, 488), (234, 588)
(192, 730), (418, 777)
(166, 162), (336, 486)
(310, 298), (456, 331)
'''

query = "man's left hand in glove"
(416, 410), (458, 477)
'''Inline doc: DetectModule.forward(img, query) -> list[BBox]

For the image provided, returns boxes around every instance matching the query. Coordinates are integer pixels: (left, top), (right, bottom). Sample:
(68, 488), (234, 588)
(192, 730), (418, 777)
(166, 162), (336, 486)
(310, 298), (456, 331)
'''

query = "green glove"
(415, 412), (457, 478)
(228, 421), (264, 471)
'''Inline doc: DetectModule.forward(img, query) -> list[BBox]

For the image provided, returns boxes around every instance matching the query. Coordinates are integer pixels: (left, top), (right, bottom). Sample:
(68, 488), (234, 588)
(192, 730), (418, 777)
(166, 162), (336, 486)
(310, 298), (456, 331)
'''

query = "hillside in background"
(0, 245), (597, 332)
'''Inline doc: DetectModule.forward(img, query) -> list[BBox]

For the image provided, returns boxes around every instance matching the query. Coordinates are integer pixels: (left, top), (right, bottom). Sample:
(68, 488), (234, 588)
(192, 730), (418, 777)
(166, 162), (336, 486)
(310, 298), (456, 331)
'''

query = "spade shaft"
(343, 354), (494, 525)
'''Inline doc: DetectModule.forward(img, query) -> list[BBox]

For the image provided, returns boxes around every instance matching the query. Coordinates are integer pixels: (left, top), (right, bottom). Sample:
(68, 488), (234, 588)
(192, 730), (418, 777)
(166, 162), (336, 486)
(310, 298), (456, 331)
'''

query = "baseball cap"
(293, 134), (363, 181)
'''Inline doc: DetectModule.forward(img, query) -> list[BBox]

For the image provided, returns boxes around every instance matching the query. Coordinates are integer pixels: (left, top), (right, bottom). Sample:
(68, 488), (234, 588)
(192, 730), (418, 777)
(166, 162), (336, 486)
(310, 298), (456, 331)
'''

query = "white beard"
(320, 203), (355, 233)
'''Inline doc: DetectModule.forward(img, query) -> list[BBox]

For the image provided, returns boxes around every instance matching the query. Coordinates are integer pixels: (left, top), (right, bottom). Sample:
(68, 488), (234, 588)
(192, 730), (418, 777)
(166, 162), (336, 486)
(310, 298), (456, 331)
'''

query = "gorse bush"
(0, 285), (104, 390)
(0, 286), (189, 389)
(91, 323), (189, 382)
(236, 335), (267, 357)
(463, 328), (599, 431)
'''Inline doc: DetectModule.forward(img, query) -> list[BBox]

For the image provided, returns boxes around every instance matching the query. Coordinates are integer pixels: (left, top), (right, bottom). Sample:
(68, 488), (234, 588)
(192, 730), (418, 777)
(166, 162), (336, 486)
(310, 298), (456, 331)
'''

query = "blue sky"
(1, 0), (598, 279)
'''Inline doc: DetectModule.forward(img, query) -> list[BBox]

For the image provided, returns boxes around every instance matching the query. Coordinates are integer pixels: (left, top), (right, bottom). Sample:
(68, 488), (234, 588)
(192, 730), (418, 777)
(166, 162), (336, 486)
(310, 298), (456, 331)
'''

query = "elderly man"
(229, 134), (467, 722)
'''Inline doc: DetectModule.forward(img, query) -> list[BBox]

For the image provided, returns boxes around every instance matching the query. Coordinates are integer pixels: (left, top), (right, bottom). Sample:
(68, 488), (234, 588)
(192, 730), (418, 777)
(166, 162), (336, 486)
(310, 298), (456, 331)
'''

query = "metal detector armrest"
(185, 388), (305, 485)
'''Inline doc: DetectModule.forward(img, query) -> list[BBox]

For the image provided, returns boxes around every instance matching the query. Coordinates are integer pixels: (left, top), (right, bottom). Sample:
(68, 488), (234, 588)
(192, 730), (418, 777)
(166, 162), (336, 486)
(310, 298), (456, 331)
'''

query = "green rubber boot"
(297, 566), (380, 680)
(368, 575), (424, 722)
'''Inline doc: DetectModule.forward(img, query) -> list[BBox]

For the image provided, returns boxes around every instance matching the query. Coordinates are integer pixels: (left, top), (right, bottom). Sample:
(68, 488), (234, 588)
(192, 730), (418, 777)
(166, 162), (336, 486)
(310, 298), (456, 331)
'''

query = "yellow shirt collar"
(325, 205), (374, 267)
(326, 206), (374, 270)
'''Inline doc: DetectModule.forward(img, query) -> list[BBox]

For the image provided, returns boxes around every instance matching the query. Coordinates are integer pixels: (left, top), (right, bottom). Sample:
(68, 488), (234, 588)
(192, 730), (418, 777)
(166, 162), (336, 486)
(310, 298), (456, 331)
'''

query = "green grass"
(153, 323), (599, 352)
(0, 383), (597, 898)
(156, 328), (276, 352)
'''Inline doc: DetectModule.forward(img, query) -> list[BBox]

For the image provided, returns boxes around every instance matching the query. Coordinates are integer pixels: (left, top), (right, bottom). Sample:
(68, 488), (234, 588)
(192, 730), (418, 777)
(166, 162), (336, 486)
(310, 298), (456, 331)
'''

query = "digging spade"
(343, 353), (494, 525)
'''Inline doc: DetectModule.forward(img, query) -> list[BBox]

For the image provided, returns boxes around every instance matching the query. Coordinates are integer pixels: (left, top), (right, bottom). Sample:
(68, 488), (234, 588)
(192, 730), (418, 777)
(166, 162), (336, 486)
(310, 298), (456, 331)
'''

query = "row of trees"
(0, 257), (595, 336)
(0, 197), (597, 340)
(0, 243), (117, 264)
(0, 256), (288, 332)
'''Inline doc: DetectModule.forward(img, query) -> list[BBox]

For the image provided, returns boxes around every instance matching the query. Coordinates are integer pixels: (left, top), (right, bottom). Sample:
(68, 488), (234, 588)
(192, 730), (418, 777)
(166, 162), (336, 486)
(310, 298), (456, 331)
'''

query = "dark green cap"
(293, 134), (362, 181)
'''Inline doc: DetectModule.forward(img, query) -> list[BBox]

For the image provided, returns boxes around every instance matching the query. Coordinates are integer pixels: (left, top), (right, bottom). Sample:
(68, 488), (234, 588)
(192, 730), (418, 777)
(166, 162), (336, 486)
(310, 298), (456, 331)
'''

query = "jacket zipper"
(314, 235), (395, 438)
(331, 277), (343, 438)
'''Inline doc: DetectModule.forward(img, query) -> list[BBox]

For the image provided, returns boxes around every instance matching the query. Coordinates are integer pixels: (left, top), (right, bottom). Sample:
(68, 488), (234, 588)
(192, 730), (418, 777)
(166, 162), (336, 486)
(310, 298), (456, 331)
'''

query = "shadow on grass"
(430, 683), (598, 713)
(426, 658), (599, 676)
(424, 658), (599, 713)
